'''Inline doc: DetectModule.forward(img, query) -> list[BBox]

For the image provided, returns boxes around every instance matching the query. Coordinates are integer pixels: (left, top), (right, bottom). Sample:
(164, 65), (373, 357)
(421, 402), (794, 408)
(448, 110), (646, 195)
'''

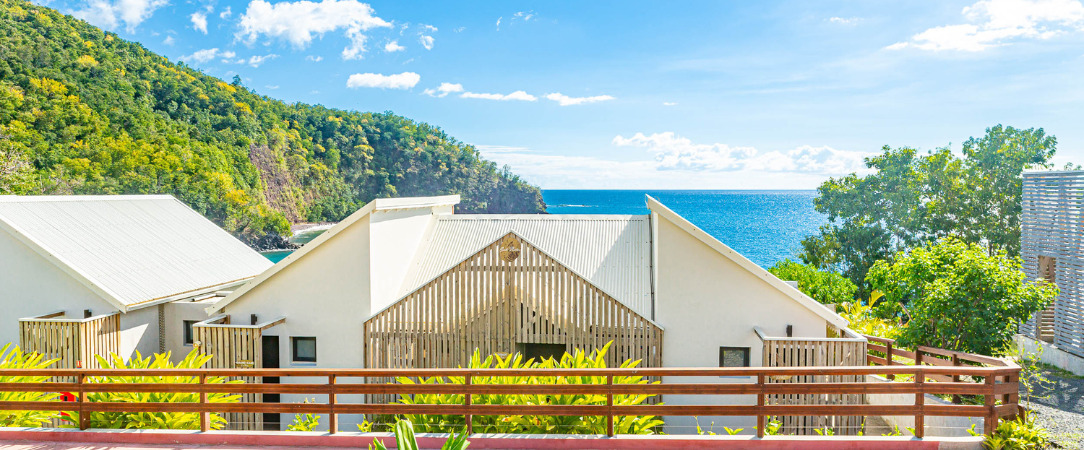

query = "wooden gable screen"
(1021, 171), (1084, 357)
(364, 233), (663, 371)
(193, 315), (285, 430)
(19, 311), (120, 369)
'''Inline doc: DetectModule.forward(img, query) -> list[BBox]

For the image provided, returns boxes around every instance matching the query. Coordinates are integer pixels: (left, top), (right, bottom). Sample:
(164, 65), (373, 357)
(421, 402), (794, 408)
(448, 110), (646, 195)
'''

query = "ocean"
(262, 190), (827, 268)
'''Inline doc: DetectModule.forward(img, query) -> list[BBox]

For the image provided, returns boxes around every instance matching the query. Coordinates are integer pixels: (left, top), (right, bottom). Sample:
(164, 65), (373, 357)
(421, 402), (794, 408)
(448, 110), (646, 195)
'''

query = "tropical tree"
(768, 259), (857, 304)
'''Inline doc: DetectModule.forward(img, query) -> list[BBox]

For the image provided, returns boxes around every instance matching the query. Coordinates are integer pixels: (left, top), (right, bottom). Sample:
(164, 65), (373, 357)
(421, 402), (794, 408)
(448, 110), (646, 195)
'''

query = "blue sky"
(39, 0), (1084, 189)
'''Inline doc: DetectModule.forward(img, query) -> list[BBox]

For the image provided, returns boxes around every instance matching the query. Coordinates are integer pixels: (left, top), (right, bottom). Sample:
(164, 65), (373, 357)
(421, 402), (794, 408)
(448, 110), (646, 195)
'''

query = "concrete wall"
(220, 215), (372, 430)
(0, 228), (116, 348)
(368, 207), (442, 313)
(1015, 334), (1084, 376)
(118, 306), (159, 360)
(651, 212), (829, 434)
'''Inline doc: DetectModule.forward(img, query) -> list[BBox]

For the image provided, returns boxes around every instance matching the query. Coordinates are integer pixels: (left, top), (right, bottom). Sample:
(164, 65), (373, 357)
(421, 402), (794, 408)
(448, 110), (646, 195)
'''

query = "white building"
(0, 195), (273, 366)
(208, 195), (859, 433)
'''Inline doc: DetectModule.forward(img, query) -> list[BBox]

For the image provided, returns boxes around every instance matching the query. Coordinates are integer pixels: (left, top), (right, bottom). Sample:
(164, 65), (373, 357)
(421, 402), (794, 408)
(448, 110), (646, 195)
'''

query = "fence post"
(199, 374), (209, 432)
(756, 374), (765, 438)
(914, 368), (925, 438)
(606, 374), (615, 438)
(886, 341), (895, 380)
(77, 373), (88, 431)
(983, 374), (997, 435)
(328, 374), (338, 434)
(951, 354), (961, 404)
(464, 374), (473, 435)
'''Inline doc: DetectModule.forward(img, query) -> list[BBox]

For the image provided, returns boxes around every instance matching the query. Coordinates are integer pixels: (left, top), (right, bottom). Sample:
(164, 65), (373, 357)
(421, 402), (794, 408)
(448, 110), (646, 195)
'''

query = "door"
(261, 335), (281, 430)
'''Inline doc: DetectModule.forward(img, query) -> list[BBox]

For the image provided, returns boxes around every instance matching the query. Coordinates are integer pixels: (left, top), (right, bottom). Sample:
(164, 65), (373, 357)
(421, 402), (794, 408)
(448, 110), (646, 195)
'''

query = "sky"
(34, 0), (1084, 189)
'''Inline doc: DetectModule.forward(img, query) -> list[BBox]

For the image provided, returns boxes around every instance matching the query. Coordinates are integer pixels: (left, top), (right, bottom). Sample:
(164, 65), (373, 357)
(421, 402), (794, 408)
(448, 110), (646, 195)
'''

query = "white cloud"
(461, 90), (537, 101)
(306, 55), (323, 62)
(419, 34), (434, 50)
(71, 0), (169, 32)
(422, 24), (437, 32)
(163, 35), (174, 45)
(612, 132), (868, 173)
(423, 82), (464, 97)
(513, 11), (535, 21)
(191, 11), (208, 33)
(219, 6), (231, 18)
(454, 26), (465, 33)
(237, 0), (391, 60)
(828, 16), (859, 25)
(544, 92), (615, 106)
(385, 40), (405, 52)
(266, 85), (279, 90)
(495, 17), (501, 30)
(346, 71), (421, 89)
(247, 54), (278, 67)
(663, 101), (677, 106)
(181, 47), (228, 63)
(887, 0), (1084, 51)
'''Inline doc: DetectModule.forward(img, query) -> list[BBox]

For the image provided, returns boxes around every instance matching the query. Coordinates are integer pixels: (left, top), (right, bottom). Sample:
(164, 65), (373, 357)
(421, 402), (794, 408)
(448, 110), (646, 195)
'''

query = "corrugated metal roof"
(0, 195), (273, 310)
(403, 215), (653, 317)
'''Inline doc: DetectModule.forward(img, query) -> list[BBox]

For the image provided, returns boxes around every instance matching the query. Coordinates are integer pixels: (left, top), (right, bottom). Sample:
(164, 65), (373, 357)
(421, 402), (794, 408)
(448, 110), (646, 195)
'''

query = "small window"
(292, 337), (317, 363)
(720, 347), (750, 368)
(516, 343), (566, 361)
(183, 320), (197, 346)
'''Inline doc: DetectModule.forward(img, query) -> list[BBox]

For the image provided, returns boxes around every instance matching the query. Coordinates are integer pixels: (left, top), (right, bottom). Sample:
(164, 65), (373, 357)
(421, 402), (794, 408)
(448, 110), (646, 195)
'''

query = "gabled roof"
(646, 195), (849, 329)
(208, 195), (461, 314)
(0, 195), (273, 312)
(401, 215), (653, 318)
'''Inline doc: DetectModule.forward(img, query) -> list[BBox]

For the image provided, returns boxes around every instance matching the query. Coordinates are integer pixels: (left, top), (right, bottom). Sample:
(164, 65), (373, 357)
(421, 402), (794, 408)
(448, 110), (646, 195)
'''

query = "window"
(183, 320), (197, 346)
(292, 337), (317, 363)
(719, 347), (750, 367)
(516, 343), (566, 361)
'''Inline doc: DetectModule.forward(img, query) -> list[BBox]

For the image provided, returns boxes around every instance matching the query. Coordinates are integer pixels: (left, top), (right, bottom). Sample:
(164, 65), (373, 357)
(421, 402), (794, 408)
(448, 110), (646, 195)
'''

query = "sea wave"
(552, 204), (595, 208)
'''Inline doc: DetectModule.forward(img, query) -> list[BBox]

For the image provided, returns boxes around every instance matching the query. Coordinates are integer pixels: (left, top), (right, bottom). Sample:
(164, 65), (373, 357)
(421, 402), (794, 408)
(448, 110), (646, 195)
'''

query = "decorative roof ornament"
(499, 235), (522, 262)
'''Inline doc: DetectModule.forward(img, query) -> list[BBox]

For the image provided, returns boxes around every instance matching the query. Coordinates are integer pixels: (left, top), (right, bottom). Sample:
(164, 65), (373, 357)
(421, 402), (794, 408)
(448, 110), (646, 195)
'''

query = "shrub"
(395, 342), (663, 435)
(970, 415), (1049, 449)
(0, 343), (61, 427)
(369, 419), (469, 450)
(71, 350), (242, 429)
(867, 238), (1057, 355)
(769, 259), (858, 304)
(838, 291), (903, 340)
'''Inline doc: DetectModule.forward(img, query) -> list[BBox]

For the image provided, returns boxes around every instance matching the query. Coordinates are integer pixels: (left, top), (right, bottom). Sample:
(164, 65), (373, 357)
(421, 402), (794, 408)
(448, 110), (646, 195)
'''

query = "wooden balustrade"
(0, 364), (1018, 437)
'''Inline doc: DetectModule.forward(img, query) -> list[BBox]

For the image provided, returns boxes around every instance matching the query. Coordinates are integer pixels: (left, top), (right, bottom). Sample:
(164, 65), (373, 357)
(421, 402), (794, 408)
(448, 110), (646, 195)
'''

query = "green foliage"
(800, 126), (1057, 291)
(768, 259), (857, 304)
(369, 419), (469, 450)
(837, 291), (903, 340)
(0, 343), (61, 427)
(395, 342), (662, 435)
(867, 238), (1058, 355)
(71, 350), (241, 429)
(287, 413), (320, 432)
(764, 418), (782, 436)
(969, 415), (1050, 450)
(0, 0), (545, 245)
(1005, 343), (1054, 409)
(813, 427), (835, 436)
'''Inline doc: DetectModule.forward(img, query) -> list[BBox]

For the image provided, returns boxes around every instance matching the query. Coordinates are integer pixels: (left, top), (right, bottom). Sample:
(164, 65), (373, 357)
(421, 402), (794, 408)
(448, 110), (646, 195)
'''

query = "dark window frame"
(719, 346), (750, 368)
(291, 336), (317, 363)
(183, 320), (198, 346)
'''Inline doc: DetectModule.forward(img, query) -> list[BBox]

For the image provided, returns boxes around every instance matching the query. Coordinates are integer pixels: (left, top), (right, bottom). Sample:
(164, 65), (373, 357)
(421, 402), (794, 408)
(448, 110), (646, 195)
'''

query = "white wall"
(652, 212), (829, 434)
(220, 214), (372, 430)
(0, 229), (116, 348)
(118, 306), (159, 360)
(368, 208), (441, 313)
(163, 299), (217, 359)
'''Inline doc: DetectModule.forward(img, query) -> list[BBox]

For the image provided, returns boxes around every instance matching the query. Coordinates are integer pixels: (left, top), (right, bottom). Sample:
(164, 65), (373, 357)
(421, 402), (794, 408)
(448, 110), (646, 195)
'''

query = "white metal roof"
(402, 215), (653, 317)
(0, 195), (273, 311)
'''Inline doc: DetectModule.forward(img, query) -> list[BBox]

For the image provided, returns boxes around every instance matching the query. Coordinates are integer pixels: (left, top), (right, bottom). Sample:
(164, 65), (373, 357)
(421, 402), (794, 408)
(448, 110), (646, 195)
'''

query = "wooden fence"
(0, 364), (1018, 438)
(18, 311), (121, 369)
(192, 315), (285, 431)
(757, 327), (868, 435)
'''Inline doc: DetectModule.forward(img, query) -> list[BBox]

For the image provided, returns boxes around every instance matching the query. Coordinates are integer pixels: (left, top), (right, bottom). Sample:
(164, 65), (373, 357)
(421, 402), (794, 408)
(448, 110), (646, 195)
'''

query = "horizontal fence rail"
(0, 364), (1019, 438)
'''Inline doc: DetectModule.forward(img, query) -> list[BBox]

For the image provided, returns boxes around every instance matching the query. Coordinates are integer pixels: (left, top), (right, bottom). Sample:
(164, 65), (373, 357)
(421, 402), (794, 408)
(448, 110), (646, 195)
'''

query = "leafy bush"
(71, 350), (242, 429)
(769, 259), (858, 304)
(837, 291), (903, 340)
(970, 415), (1049, 450)
(395, 342), (662, 435)
(867, 238), (1057, 355)
(369, 419), (469, 450)
(0, 343), (61, 427)
(287, 413), (320, 432)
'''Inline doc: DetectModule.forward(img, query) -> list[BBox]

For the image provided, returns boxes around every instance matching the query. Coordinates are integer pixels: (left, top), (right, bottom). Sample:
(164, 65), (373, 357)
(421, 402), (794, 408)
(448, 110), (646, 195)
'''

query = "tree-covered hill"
(0, 0), (545, 247)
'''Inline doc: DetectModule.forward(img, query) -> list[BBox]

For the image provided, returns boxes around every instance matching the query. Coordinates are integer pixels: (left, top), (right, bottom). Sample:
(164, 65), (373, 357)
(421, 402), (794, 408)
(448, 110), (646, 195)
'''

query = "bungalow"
(207, 195), (863, 433)
(0, 195), (273, 368)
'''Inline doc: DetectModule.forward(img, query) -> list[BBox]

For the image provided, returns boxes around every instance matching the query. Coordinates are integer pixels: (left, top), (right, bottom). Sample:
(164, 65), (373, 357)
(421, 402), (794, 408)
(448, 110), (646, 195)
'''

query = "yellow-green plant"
(287, 413), (320, 431)
(369, 419), (469, 450)
(839, 291), (902, 340)
(395, 342), (663, 435)
(69, 350), (241, 429)
(969, 415), (1049, 450)
(0, 343), (61, 427)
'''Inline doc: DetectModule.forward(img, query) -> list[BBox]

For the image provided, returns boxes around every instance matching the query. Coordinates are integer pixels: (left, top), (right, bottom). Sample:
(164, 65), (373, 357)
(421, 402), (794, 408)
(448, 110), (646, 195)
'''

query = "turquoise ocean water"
(262, 190), (827, 268)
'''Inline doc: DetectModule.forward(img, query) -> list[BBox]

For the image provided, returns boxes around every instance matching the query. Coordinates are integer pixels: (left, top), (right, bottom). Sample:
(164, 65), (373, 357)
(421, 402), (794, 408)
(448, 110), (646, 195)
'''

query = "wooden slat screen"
(193, 317), (263, 431)
(19, 312), (120, 369)
(762, 338), (867, 435)
(1021, 172), (1084, 357)
(364, 232), (663, 375)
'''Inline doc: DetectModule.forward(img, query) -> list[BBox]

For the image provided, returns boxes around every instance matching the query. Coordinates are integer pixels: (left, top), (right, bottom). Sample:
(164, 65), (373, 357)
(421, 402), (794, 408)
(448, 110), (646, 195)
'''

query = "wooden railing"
(0, 365), (1018, 438)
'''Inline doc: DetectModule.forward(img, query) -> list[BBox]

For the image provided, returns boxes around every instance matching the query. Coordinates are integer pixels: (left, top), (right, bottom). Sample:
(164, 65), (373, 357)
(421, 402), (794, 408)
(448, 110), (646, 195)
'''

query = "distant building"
(1021, 171), (1084, 358)
(0, 195), (272, 367)
(207, 195), (861, 433)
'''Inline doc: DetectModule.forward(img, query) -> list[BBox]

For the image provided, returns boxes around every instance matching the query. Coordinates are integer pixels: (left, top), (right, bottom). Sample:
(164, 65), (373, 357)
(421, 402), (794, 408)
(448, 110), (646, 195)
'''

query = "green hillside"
(0, 0), (545, 246)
